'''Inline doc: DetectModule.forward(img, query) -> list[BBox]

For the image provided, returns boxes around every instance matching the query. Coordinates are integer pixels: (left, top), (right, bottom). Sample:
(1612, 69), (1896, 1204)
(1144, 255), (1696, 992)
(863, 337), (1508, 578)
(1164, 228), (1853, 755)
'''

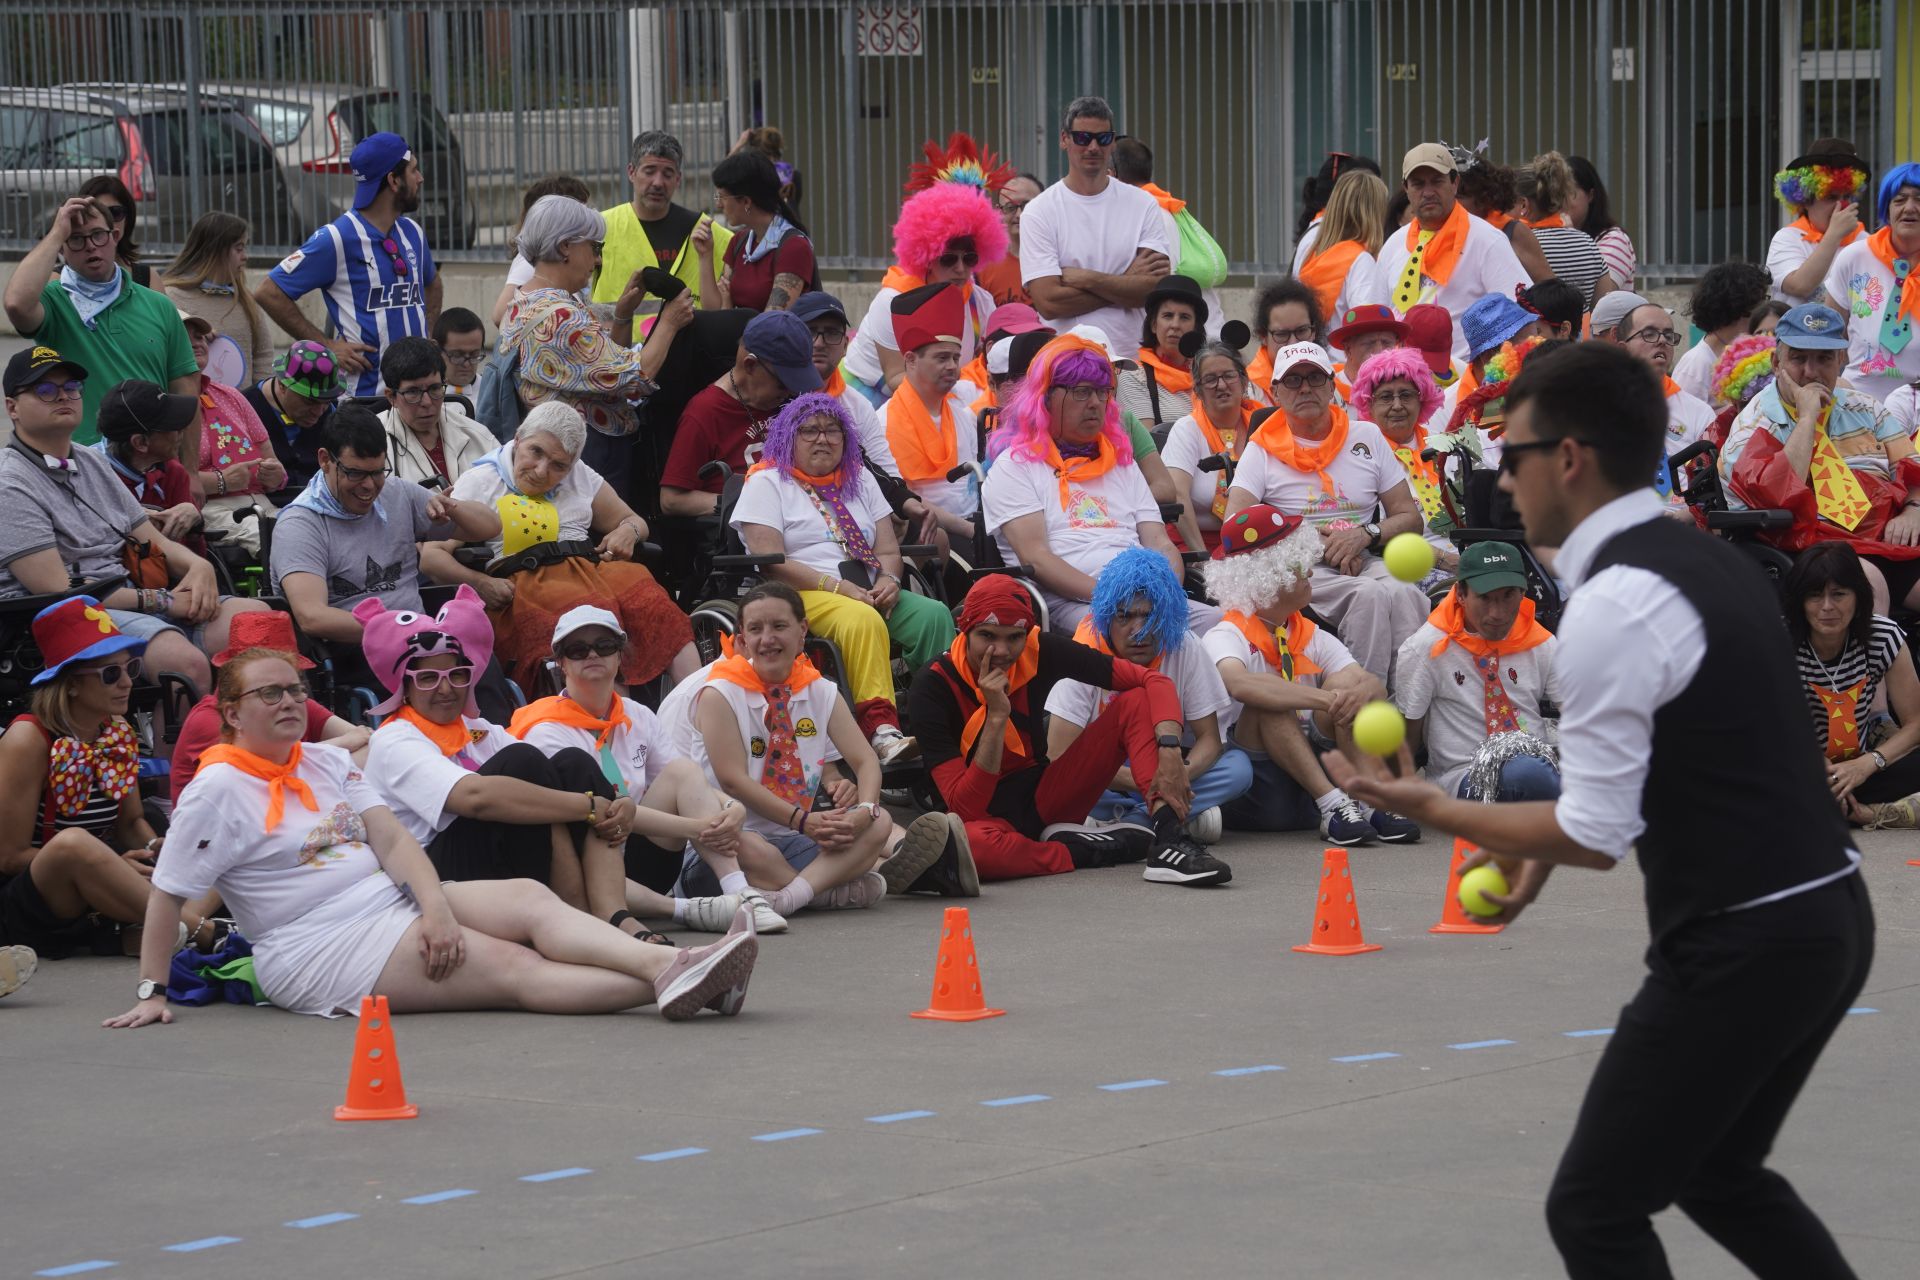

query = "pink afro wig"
(990, 337), (1134, 467)
(1348, 347), (1443, 426)
(892, 183), (1009, 279)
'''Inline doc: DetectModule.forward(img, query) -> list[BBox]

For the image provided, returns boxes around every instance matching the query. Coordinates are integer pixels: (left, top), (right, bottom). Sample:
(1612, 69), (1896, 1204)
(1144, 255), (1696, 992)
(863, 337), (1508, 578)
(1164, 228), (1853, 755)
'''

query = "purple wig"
(990, 339), (1134, 466)
(761, 391), (865, 497)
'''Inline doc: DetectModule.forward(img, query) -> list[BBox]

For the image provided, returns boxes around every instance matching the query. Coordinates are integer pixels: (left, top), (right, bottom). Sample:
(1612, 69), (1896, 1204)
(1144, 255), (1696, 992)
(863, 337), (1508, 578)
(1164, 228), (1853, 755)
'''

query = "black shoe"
(1044, 821), (1154, 869)
(1142, 835), (1233, 887)
(906, 814), (982, 897)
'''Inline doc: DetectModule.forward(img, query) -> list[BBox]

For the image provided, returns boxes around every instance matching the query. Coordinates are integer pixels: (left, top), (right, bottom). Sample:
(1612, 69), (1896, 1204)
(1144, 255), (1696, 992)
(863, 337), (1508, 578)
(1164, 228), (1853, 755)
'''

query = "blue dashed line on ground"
(1099, 1079), (1168, 1091)
(1449, 1039), (1516, 1050)
(981, 1094), (1051, 1107)
(866, 1109), (936, 1123)
(1332, 1052), (1400, 1063)
(635, 1147), (707, 1162)
(402, 1189), (477, 1205)
(1563, 1029), (1614, 1038)
(163, 1237), (242, 1253)
(1214, 1065), (1285, 1076)
(1848, 1007), (1878, 1015)
(35, 1263), (116, 1277)
(520, 1168), (593, 1183)
(751, 1128), (822, 1142)
(285, 1213), (358, 1229)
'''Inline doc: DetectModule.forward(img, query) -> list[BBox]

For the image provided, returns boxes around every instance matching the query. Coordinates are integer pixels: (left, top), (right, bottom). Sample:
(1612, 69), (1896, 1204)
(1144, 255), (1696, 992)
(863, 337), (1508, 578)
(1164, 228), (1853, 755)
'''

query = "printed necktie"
(1476, 655), (1521, 736)
(1805, 404), (1872, 531)
(761, 684), (811, 807)
(1812, 677), (1868, 758)
(1393, 231), (1435, 310)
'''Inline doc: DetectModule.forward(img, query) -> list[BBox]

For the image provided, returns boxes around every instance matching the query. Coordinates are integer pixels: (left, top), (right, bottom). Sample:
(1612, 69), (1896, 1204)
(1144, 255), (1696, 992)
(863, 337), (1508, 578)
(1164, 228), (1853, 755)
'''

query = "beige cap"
(1401, 143), (1456, 180)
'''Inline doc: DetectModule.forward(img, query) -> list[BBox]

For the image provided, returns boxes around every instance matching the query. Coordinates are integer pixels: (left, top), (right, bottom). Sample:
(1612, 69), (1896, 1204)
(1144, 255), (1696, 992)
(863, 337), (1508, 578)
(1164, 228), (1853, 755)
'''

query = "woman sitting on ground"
(430, 400), (697, 692)
(656, 584), (959, 909)
(1160, 341), (1264, 554)
(1781, 543), (1920, 829)
(732, 393), (956, 766)
(106, 646), (760, 1028)
(0, 599), (223, 959)
(509, 606), (787, 935)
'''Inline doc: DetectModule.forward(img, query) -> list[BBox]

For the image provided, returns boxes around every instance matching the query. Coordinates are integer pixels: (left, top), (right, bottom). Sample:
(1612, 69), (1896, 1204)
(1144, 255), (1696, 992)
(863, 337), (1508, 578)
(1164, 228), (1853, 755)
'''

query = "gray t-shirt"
(269, 480), (452, 612)
(0, 442), (149, 599)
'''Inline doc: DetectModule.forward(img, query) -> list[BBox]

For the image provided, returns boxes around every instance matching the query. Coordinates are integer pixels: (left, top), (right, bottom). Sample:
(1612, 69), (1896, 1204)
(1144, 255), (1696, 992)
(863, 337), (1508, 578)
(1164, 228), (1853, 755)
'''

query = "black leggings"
(1851, 743), (1920, 804)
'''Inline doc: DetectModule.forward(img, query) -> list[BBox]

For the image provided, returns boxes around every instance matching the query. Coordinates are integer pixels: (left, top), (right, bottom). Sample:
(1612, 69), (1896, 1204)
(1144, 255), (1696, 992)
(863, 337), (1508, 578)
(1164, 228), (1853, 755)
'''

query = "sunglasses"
(1496, 437), (1588, 475)
(1068, 129), (1116, 147)
(101, 203), (129, 223)
(936, 251), (980, 270)
(379, 236), (410, 278)
(1278, 370), (1332, 390)
(558, 637), (624, 660)
(82, 657), (144, 686)
(238, 681), (308, 706)
(407, 665), (474, 691)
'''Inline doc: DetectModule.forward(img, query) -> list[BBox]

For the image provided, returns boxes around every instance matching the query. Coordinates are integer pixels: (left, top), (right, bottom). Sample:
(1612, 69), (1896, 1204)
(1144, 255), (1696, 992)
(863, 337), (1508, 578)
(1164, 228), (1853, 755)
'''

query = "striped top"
(16, 716), (125, 850)
(268, 211), (437, 398)
(1534, 225), (1609, 308)
(1593, 226), (1636, 290)
(1795, 614), (1908, 756)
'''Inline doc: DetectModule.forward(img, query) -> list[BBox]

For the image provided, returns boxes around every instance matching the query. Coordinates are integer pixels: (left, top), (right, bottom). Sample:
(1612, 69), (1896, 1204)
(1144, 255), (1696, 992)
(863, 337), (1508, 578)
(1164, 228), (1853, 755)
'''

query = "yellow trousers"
(797, 588), (954, 704)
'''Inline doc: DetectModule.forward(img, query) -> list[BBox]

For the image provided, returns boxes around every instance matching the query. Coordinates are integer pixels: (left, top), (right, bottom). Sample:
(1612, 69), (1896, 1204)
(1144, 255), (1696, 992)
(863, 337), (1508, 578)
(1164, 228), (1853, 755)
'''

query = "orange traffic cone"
(1292, 847), (1383, 956)
(911, 906), (1006, 1021)
(334, 994), (419, 1121)
(1431, 837), (1506, 935)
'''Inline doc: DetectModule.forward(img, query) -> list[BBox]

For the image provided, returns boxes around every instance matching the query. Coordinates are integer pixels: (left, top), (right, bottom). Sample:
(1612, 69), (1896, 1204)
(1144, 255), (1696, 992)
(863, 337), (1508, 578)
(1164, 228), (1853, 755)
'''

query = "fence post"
(1595, 0), (1612, 199)
(182, 0), (207, 223)
(1330, 0), (1346, 155)
(840, 4), (859, 265)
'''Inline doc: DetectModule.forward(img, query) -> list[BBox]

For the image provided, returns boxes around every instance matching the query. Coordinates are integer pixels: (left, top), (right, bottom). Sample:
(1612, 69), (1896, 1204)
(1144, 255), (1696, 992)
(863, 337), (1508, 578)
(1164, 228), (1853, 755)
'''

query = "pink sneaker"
(706, 906), (755, 1015)
(810, 870), (887, 911)
(655, 928), (758, 1021)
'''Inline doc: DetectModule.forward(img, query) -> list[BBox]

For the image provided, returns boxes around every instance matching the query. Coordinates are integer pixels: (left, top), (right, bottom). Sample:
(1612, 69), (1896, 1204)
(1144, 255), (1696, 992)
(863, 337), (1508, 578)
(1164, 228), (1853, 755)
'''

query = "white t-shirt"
(1019, 177), (1175, 357)
(688, 675), (844, 836)
(1661, 385), (1718, 508)
(1823, 238), (1920, 403)
(519, 695), (680, 798)
(877, 388), (979, 520)
(845, 282), (996, 387)
(1292, 220), (1322, 274)
(155, 743), (414, 1016)
(838, 385), (898, 474)
(1885, 382), (1920, 436)
(1228, 417), (1405, 528)
(1376, 214), (1532, 362)
(732, 467), (897, 578)
(366, 715), (516, 846)
(1045, 638), (1231, 748)
(1393, 625), (1561, 795)
(1766, 224), (1820, 302)
(1160, 411), (1238, 532)
(451, 449), (603, 557)
(982, 449), (1160, 581)
(1201, 618), (1355, 740)
(1670, 339), (1718, 406)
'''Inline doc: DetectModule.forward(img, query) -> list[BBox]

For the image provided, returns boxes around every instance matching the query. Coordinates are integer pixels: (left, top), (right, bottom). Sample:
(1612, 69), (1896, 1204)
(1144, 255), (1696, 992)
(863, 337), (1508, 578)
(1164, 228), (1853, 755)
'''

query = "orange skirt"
(494, 557), (692, 690)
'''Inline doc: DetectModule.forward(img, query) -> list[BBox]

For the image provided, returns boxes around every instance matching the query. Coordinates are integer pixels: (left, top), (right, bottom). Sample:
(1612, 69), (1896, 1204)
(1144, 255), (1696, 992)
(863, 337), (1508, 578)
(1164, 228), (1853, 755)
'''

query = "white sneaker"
(737, 887), (789, 934)
(871, 725), (920, 765)
(677, 893), (745, 933)
(1186, 807), (1223, 844)
(0, 945), (36, 999)
(811, 870), (887, 910)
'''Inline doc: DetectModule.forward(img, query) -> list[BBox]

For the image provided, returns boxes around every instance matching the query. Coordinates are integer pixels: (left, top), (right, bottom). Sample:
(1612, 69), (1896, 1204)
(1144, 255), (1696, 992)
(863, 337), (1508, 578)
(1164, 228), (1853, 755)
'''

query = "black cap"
(3, 345), (88, 397)
(1005, 329), (1056, 381)
(96, 379), (198, 442)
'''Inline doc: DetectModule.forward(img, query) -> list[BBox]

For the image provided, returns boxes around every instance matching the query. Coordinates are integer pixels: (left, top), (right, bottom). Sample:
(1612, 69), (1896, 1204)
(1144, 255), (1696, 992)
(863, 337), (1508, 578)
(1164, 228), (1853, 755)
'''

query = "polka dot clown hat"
(1215, 504), (1306, 559)
(275, 340), (346, 401)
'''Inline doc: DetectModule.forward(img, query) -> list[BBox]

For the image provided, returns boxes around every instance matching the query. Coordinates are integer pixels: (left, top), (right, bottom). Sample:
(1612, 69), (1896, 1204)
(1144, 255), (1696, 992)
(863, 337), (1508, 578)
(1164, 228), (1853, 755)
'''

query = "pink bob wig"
(892, 182), (1009, 279)
(1348, 347), (1443, 426)
(990, 336), (1134, 466)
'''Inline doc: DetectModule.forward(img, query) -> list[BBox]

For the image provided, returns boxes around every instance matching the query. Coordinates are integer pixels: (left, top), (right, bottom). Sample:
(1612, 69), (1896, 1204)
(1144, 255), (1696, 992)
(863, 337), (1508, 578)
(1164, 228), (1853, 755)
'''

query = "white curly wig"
(1201, 519), (1324, 615)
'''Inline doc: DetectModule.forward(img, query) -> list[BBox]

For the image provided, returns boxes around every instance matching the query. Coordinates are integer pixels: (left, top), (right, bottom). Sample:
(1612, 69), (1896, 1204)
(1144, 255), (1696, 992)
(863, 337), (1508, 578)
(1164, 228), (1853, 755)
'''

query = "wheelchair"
(1427, 438), (1571, 632)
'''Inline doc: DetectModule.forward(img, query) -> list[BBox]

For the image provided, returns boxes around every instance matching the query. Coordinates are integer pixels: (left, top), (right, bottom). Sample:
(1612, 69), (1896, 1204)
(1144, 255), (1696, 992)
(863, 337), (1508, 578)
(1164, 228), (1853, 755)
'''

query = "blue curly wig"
(1091, 546), (1189, 655)
(1876, 162), (1920, 224)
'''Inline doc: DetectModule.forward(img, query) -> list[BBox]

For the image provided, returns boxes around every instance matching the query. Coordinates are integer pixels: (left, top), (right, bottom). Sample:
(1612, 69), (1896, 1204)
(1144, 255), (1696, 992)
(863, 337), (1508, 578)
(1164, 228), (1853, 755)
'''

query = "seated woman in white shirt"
(733, 393), (956, 766)
(108, 649), (760, 1029)
(1160, 341), (1261, 555)
(510, 606), (786, 934)
(1347, 346), (1457, 575)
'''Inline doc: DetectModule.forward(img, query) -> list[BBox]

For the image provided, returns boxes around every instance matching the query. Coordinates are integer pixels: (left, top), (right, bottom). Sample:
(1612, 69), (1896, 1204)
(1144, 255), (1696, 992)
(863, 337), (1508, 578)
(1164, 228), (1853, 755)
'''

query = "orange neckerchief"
(969, 383), (997, 411)
(1221, 610), (1321, 679)
(1789, 213), (1862, 248)
(1246, 345), (1276, 393)
(1044, 431), (1119, 510)
(1865, 228), (1920, 323)
(705, 652), (823, 698)
(884, 382), (958, 485)
(200, 742), (319, 833)
(1662, 376), (1684, 399)
(1071, 615), (1163, 671)
(960, 353), (989, 393)
(949, 628), (1042, 759)
(1251, 402), (1351, 496)
(1299, 238), (1366, 319)
(389, 705), (484, 758)
(1137, 347), (1195, 396)
(1193, 400), (1259, 456)
(1426, 587), (1552, 660)
(1142, 182), (1186, 215)
(1483, 209), (1514, 231)
(510, 693), (631, 750)
(1527, 212), (1570, 229)
(1403, 202), (1471, 289)
(750, 459), (847, 490)
(822, 365), (847, 397)
(880, 265), (924, 293)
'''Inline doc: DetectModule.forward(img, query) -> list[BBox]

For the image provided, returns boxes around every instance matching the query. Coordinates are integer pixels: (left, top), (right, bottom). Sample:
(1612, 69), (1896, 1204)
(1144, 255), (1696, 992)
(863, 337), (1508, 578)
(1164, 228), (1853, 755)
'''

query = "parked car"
(3, 86), (299, 249)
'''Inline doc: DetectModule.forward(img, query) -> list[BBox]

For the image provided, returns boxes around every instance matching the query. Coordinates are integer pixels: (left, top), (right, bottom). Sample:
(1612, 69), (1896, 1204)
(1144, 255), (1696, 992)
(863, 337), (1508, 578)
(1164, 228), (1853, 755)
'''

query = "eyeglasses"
(82, 657), (144, 686)
(29, 379), (84, 403)
(237, 681), (308, 706)
(395, 383), (449, 405)
(1278, 370), (1333, 390)
(1496, 437), (1590, 475)
(440, 348), (488, 368)
(558, 637), (624, 660)
(808, 325), (848, 346)
(1371, 389), (1422, 406)
(1624, 326), (1681, 347)
(1199, 372), (1243, 390)
(379, 236), (410, 278)
(406, 665), (474, 691)
(999, 198), (1030, 215)
(568, 239), (605, 258)
(796, 423), (844, 441)
(332, 459), (392, 484)
(1052, 383), (1114, 403)
(936, 251), (980, 271)
(1068, 129), (1116, 147)
(1265, 324), (1317, 344)
(64, 228), (113, 251)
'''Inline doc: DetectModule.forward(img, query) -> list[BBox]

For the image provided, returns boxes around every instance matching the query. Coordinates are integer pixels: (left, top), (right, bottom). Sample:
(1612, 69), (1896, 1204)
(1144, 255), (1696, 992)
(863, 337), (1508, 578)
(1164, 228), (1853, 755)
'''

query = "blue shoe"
(1320, 799), (1376, 846)
(1369, 808), (1422, 843)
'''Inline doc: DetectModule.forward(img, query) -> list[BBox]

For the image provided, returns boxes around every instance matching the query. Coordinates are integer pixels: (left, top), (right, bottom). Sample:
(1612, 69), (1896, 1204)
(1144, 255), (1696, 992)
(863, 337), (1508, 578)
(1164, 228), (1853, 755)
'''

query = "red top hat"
(211, 609), (316, 669)
(893, 282), (969, 352)
(1213, 504), (1307, 558)
(30, 596), (145, 686)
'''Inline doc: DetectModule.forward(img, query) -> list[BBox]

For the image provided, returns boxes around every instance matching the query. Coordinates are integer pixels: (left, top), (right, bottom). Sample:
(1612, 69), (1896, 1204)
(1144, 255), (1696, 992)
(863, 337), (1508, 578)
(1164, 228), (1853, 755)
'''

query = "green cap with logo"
(1456, 541), (1528, 593)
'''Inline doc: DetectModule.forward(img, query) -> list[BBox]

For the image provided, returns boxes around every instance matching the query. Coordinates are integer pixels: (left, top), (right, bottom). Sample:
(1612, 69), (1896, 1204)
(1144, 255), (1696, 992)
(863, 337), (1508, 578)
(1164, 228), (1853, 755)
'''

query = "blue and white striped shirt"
(269, 211), (436, 397)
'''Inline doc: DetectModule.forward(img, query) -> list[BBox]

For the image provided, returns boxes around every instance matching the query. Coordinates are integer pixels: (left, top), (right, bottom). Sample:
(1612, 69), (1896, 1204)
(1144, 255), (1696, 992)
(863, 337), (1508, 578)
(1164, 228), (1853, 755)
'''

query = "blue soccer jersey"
(269, 211), (437, 397)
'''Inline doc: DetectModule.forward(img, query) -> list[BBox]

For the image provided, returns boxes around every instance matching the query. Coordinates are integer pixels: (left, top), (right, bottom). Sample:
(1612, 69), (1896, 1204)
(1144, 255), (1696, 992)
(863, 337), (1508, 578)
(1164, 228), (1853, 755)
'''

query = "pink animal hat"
(353, 585), (495, 716)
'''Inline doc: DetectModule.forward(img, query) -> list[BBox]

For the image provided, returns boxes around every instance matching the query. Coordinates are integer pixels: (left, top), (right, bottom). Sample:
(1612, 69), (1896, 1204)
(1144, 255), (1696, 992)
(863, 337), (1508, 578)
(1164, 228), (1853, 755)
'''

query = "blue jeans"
(1454, 754), (1563, 803)
(1091, 745), (1256, 825)
(1221, 756), (1325, 833)
(582, 429), (634, 506)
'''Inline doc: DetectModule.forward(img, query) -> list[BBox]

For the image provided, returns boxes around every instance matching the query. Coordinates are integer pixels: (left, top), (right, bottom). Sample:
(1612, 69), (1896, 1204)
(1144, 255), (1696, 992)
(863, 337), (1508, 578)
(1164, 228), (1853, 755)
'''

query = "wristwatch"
(1870, 749), (1890, 771)
(136, 979), (169, 1001)
(1156, 733), (1183, 750)
(1363, 521), (1382, 550)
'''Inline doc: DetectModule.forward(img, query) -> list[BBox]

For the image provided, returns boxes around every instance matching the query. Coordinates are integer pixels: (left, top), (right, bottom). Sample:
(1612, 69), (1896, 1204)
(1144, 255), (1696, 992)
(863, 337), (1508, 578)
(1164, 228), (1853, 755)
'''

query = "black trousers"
(1852, 745), (1920, 804)
(1545, 871), (1873, 1279)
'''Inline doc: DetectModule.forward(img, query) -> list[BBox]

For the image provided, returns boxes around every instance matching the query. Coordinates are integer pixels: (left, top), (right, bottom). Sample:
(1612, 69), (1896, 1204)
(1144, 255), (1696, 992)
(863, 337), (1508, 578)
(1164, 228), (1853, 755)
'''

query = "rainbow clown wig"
(1348, 346), (1443, 426)
(759, 391), (866, 496)
(1711, 334), (1777, 410)
(1091, 546), (1190, 655)
(892, 181), (1009, 280)
(1876, 162), (1920, 223)
(1200, 516), (1324, 615)
(991, 334), (1135, 466)
(1773, 163), (1867, 211)
(1448, 336), (1548, 433)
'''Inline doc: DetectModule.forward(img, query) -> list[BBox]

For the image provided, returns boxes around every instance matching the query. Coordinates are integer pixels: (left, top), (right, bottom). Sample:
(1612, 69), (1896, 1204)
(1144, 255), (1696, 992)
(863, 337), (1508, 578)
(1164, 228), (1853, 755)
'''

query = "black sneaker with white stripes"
(1142, 834), (1233, 887)
(1043, 820), (1154, 868)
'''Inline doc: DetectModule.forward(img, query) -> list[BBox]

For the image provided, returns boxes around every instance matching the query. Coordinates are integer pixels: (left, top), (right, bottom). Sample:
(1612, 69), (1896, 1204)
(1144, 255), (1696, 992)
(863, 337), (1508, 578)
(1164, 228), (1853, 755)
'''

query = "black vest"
(1586, 517), (1853, 939)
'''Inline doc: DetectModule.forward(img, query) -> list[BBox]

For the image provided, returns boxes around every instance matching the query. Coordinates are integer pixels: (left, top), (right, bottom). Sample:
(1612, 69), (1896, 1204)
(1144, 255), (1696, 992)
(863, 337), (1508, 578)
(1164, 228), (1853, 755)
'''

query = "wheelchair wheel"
(690, 599), (740, 665)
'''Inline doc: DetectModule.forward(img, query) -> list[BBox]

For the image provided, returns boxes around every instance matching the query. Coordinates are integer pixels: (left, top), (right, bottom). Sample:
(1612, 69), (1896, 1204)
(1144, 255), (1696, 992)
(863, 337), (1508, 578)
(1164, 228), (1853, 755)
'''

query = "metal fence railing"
(1, 0), (1914, 284)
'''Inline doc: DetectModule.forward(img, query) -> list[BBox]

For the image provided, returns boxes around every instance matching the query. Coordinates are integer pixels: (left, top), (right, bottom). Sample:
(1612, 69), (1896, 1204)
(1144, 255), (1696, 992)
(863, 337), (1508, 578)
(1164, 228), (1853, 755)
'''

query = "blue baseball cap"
(350, 132), (413, 210)
(1774, 303), (1851, 350)
(742, 310), (825, 395)
(1461, 294), (1537, 361)
(789, 292), (849, 325)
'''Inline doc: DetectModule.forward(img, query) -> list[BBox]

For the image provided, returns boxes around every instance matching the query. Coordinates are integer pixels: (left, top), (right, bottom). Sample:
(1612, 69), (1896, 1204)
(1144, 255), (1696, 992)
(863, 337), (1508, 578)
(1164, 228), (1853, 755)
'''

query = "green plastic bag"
(1172, 209), (1229, 288)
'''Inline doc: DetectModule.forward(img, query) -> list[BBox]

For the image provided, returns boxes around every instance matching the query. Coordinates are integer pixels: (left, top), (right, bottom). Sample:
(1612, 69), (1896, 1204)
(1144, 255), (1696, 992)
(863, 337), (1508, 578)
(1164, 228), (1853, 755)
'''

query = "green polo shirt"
(24, 277), (198, 444)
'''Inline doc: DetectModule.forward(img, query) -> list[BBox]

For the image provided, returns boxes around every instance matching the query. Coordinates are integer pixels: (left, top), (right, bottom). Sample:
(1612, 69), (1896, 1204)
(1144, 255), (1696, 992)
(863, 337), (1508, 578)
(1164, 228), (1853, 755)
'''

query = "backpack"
(1172, 209), (1229, 288)
(471, 334), (525, 442)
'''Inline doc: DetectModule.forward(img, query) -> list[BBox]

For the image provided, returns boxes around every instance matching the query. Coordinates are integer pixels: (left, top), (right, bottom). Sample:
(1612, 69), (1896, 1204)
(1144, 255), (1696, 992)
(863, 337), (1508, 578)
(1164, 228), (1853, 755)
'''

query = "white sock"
(718, 871), (749, 895)
(671, 898), (691, 921)
(1314, 788), (1350, 817)
(769, 878), (815, 916)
